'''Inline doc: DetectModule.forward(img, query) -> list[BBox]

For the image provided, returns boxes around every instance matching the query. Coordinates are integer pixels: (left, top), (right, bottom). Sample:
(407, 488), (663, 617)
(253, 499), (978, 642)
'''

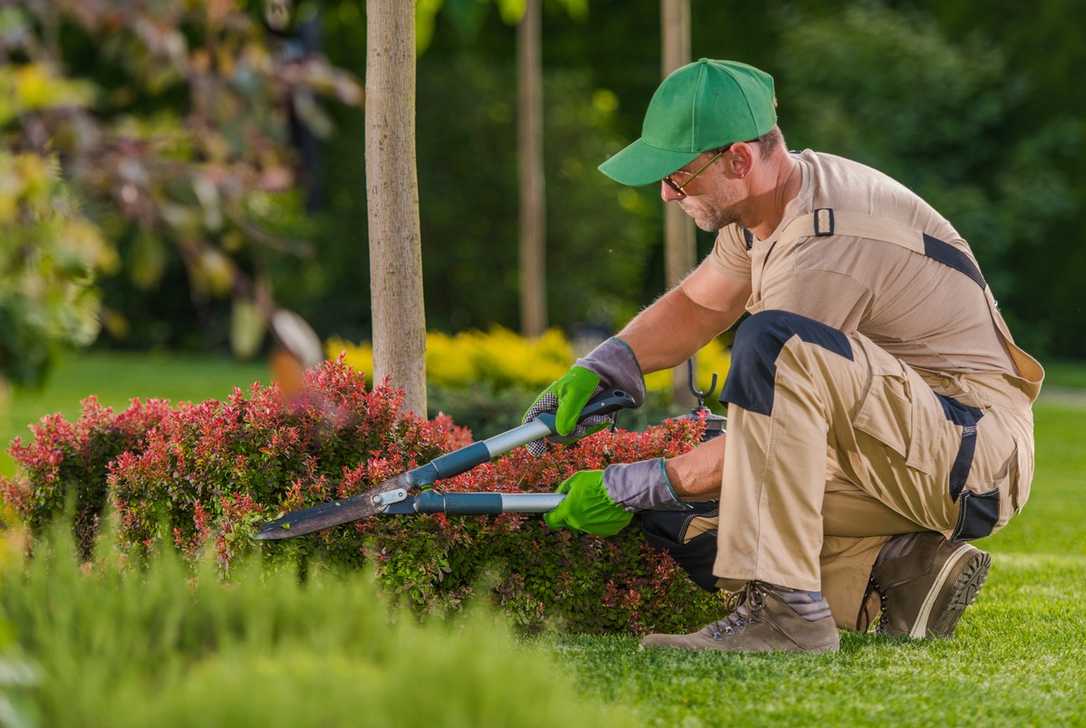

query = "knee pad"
(638, 502), (720, 592)
(722, 309), (853, 415)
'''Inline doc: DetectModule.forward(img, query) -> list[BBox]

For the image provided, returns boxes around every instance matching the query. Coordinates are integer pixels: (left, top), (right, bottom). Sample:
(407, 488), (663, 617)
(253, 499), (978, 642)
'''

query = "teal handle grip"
(430, 442), (490, 478)
(536, 389), (636, 436)
(414, 491), (503, 514)
(408, 442), (490, 486)
(580, 389), (636, 419)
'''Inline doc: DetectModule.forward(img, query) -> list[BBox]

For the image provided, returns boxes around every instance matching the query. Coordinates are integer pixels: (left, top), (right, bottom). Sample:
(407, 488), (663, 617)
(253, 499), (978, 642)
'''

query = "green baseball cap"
(598, 59), (777, 186)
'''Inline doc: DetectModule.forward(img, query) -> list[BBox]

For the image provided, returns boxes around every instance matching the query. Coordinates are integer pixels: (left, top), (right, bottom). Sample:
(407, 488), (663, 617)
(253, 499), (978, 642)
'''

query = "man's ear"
(726, 143), (756, 179)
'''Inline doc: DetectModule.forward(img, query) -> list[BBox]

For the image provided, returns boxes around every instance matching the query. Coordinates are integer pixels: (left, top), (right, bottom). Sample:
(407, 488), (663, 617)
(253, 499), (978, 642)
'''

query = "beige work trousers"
(713, 310), (1035, 629)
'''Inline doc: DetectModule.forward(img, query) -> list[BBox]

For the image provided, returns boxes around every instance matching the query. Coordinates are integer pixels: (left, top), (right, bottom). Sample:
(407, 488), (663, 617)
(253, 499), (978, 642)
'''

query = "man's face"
(660, 148), (750, 232)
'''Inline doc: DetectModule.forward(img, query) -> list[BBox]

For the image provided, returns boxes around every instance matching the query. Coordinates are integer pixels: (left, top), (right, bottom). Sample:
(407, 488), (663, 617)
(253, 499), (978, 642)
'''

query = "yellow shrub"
(329, 328), (730, 400)
(329, 337), (374, 381)
(423, 332), (478, 387)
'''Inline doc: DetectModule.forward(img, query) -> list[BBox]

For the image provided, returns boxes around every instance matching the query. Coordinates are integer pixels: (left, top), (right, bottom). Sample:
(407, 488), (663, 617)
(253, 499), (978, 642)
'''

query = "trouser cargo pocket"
(951, 487), (1000, 541)
(852, 345), (934, 475)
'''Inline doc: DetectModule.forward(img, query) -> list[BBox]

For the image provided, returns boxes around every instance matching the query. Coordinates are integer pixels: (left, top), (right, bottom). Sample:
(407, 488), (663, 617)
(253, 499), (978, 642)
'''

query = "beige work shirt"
(710, 149), (1041, 408)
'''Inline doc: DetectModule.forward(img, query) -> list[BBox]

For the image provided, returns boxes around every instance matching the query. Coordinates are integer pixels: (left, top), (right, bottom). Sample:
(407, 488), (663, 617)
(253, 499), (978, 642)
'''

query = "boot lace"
(707, 582), (767, 640)
(858, 575), (889, 633)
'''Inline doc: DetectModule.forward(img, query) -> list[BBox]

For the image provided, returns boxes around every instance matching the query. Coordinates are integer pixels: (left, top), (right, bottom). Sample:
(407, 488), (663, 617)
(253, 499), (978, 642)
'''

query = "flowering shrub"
(329, 326), (732, 401)
(1, 359), (722, 633)
(336, 415), (722, 633)
(1, 397), (171, 559)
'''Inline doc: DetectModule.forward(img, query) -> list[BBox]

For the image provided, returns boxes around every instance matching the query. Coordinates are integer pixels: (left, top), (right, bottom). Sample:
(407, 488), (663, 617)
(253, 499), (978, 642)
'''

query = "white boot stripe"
(909, 543), (975, 639)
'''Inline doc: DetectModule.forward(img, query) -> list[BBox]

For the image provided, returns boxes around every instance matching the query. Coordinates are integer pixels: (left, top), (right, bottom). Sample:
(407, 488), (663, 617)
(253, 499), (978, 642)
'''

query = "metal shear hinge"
(371, 488), (409, 510)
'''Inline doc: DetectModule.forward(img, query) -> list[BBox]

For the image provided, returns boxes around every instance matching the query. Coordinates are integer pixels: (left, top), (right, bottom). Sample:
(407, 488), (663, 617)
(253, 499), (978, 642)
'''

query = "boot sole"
(639, 636), (840, 653)
(905, 544), (991, 639)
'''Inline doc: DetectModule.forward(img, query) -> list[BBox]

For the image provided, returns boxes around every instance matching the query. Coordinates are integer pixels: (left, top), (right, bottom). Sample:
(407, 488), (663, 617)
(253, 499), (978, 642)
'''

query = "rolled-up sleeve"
(710, 224), (752, 280)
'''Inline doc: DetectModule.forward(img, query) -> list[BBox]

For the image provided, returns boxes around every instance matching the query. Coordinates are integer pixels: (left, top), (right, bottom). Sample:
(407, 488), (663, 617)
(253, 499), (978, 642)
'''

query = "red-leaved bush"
(1, 397), (171, 559)
(1, 358), (723, 633)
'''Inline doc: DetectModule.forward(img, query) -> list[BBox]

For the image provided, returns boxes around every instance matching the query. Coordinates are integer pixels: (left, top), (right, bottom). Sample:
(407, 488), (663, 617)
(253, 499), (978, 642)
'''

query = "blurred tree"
(0, 152), (116, 394)
(417, 0), (587, 339)
(366, 0), (427, 416)
(0, 1), (362, 355)
(918, 0), (1086, 358)
(518, 0), (547, 336)
(0, 59), (116, 394)
(661, 0), (694, 406)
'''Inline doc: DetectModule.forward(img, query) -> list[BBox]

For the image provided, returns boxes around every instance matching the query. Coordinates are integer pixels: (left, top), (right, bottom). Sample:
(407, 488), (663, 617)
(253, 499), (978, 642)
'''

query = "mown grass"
(1041, 360), (1086, 390)
(2, 352), (1085, 726)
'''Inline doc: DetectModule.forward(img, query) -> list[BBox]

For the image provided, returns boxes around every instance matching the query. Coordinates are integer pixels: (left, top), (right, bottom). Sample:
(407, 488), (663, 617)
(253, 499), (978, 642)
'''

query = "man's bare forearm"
(617, 287), (736, 373)
(665, 435), (725, 499)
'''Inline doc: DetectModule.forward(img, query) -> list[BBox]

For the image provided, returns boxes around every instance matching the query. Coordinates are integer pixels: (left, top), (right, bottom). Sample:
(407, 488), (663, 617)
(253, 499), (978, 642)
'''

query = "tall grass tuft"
(0, 521), (634, 727)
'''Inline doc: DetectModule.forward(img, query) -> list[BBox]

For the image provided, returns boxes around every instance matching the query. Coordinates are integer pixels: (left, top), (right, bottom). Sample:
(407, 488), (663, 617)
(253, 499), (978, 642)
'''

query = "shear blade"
(253, 473), (412, 540)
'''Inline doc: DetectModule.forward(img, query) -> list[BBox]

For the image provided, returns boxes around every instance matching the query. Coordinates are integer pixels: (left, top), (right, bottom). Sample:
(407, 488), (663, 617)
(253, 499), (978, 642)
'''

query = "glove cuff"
(603, 458), (691, 513)
(576, 337), (645, 407)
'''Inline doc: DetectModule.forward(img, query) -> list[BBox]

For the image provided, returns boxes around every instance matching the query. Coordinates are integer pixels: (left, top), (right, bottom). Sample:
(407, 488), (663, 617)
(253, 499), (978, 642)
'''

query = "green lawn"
(3, 353), (1085, 725)
(1041, 360), (1086, 390)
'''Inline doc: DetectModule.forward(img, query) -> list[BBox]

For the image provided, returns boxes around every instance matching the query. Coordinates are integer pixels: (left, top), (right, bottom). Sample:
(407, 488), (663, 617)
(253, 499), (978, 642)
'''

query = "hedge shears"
(253, 389), (636, 540)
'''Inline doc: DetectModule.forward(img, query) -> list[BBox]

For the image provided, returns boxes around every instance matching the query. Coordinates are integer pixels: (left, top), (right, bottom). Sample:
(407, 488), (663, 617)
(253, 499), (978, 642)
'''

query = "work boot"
(640, 581), (840, 653)
(868, 532), (991, 639)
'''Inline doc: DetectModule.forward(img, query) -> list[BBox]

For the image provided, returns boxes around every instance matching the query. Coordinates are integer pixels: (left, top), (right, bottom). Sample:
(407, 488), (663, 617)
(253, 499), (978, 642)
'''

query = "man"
(525, 59), (1043, 653)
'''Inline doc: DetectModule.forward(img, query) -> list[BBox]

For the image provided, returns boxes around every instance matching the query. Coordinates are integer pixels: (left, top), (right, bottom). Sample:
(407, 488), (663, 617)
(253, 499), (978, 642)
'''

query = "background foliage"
(5, 0), (1078, 363)
(0, 152), (115, 388)
(1, 0), (361, 362)
(284, 0), (1084, 357)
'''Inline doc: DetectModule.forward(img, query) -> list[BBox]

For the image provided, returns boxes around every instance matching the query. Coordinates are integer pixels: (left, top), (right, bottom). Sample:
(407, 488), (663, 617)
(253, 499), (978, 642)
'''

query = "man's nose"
(660, 180), (683, 203)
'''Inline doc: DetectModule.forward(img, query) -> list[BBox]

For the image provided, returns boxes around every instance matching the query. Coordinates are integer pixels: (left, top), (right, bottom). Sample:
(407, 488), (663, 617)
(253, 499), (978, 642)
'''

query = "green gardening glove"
(522, 337), (645, 457)
(521, 365), (612, 455)
(544, 470), (634, 537)
(526, 365), (599, 436)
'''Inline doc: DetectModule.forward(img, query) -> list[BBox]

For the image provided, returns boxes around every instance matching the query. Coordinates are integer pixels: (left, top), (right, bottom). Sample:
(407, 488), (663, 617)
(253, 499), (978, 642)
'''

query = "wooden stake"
(366, 0), (427, 416)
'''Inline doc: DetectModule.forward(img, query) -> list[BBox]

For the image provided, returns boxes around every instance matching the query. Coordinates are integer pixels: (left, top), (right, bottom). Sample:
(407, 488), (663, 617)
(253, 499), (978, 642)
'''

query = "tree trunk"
(518, 0), (547, 336)
(661, 0), (696, 407)
(366, 0), (427, 416)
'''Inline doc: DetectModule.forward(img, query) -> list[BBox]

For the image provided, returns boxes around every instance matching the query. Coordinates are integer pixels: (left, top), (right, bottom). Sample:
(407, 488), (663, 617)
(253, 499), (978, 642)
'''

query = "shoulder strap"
(778, 208), (1044, 401)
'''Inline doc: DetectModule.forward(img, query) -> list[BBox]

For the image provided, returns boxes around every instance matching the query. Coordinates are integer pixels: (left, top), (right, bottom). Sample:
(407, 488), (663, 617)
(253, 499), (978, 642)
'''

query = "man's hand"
(544, 470), (632, 536)
(521, 337), (645, 455)
(523, 365), (602, 437)
(544, 459), (691, 536)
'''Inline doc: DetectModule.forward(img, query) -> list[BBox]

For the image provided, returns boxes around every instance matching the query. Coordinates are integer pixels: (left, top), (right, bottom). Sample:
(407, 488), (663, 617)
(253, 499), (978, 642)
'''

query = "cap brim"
(598, 139), (700, 186)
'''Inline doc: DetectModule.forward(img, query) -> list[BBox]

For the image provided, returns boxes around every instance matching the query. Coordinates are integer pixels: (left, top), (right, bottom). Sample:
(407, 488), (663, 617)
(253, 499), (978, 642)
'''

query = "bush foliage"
(0, 359), (721, 634)
(0, 151), (117, 386)
(3, 397), (171, 560)
(0, 523), (634, 727)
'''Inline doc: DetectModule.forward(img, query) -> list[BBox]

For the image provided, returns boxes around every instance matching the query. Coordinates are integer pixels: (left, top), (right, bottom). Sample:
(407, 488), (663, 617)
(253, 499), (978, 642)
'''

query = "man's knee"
(638, 504), (720, 592)
(721, 309), (854, 415)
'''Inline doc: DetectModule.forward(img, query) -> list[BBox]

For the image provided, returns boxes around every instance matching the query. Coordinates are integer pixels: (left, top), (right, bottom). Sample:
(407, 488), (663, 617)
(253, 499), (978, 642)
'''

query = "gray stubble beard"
(698, 206), (741, 233)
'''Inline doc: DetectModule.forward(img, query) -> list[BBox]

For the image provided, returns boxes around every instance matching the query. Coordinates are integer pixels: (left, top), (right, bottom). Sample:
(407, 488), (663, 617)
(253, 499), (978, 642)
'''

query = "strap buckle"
(813, 208), (835, 236)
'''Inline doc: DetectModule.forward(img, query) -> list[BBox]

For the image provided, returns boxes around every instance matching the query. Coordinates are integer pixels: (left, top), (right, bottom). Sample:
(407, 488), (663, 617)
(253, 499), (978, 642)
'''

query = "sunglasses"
(662, 140), (757, 197)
